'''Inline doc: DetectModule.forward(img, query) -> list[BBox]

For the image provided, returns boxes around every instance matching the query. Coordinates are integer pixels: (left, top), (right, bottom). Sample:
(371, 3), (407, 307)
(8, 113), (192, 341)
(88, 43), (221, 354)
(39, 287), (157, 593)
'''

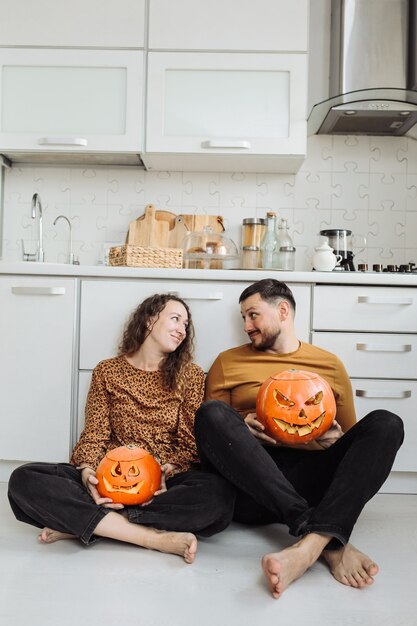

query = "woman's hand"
(141, 463), (178, 506)
(79, 467), (124, 510)
(244, 412), (277, 445)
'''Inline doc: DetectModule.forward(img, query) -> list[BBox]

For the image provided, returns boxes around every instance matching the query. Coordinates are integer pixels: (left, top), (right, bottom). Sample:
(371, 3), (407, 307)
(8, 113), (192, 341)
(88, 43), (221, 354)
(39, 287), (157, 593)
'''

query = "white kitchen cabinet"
(0, 276), (76, 463)
(76, 278), (311, 440)
(312, 284), (417, 482)
(351, 379), (416, 473)
(148, 0), (308, 52)
(0, 0), (146, 48)
(312, 286), (417, 332)
(79, 279), (311, 371)
(0, 48), (144, 159)
(144, 52), (307, 173)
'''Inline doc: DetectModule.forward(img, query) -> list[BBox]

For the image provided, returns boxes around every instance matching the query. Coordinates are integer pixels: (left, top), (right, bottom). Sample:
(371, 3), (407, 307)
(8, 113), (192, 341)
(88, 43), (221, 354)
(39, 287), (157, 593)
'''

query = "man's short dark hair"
(239, 279), (296, 312)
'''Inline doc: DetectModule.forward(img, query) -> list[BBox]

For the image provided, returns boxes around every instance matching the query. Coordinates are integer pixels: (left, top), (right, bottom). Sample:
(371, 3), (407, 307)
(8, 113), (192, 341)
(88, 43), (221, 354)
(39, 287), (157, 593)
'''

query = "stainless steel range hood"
(308, 0), (417, 138)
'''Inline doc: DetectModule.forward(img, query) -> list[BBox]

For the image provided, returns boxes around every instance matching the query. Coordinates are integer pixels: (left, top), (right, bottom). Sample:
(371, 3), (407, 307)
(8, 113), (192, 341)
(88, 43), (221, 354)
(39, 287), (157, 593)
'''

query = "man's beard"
(251, 328), (279, 351)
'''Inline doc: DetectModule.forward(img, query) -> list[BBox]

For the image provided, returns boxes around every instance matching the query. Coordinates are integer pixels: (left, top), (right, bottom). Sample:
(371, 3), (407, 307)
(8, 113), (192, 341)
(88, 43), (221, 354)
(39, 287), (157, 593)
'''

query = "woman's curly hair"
(118, 293), (195, 391)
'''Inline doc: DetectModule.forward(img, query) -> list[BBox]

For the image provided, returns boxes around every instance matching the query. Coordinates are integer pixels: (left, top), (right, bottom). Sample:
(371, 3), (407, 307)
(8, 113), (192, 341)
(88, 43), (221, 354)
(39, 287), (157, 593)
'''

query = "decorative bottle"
(276, 217), (295, 271)
(261, 211), (278, 269)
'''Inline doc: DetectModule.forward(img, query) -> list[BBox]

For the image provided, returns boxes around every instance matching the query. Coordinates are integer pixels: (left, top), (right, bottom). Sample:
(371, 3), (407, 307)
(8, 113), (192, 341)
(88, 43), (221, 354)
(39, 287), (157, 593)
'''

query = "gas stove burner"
(378, 262), (417, 273)
(356, 262), (417, 273)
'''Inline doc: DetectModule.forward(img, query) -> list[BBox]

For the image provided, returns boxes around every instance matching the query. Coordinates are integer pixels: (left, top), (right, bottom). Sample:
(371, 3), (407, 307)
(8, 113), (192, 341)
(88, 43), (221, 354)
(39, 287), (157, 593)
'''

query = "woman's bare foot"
(144, 528), (198, 564)
(323, 543), (379, 588)
(261, 533), (331, 599)
(94, 512), (197, 563)
(38, 528), (76, 544)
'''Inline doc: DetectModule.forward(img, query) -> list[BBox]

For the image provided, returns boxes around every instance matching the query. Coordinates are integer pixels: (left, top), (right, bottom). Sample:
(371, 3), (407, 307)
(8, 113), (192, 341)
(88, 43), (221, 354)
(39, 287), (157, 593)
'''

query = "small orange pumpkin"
(96, 444), (162, 505)
(256, 369), (336, 445)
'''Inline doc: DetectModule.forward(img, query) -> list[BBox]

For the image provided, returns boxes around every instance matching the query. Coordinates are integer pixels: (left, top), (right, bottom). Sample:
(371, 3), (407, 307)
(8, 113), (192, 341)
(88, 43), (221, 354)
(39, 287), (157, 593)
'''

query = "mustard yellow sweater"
(205, 341), (356, 433)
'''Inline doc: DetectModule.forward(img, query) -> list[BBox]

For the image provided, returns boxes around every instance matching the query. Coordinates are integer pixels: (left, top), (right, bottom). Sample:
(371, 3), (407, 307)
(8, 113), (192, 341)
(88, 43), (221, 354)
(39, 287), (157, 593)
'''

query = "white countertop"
(1, 261), (417, 286)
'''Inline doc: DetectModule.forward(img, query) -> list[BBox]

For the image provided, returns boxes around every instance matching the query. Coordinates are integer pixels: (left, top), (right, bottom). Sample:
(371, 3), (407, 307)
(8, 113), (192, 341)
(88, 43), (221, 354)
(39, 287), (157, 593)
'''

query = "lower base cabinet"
(0, 276), (76, 463)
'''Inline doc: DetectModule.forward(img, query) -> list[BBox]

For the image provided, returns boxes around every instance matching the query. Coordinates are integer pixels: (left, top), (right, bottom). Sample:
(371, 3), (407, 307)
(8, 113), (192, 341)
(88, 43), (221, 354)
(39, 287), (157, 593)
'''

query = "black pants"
(194, 401), (404, 549)
(8, 462), (235, 545)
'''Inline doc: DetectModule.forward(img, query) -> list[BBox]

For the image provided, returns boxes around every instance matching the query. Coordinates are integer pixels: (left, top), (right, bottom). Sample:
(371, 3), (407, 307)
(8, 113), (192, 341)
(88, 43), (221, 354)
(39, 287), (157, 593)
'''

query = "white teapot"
(312, 239), (342, 272)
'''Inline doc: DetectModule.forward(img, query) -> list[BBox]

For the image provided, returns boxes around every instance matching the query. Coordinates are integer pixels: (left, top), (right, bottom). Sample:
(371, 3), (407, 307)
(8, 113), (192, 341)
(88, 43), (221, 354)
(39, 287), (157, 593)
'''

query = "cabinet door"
(149, 0), (308, 52)
(145, 52), (307, 173)
(79, 279), (311, 372)
(352, 378), (416, 472)
(0, 0), (145, 48)
(0, 49), (144, 153)
(0, 277), (76, 462)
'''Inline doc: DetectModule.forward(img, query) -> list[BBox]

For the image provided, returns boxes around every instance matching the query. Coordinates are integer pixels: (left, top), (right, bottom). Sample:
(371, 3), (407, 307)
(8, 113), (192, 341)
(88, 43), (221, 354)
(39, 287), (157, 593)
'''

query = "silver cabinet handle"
(357, 296), (413, 305)
(169, 291), (223, 301)
(356, 389), (411, 399)
(356, 343), (412, 352)
(201, 140), (251, 149)
(38, 137), (88, 147)
(11, 286), (66, 296)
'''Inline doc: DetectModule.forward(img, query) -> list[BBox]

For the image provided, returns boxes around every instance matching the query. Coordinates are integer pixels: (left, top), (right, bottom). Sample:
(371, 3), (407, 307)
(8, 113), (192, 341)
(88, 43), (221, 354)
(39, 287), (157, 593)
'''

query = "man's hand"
(244, 412), (277, 445)
(315, 420), (343, 449)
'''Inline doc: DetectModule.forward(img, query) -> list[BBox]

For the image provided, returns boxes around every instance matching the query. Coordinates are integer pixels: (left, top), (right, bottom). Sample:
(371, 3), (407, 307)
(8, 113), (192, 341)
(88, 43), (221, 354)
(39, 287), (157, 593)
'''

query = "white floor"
(1, 482), (417, 626)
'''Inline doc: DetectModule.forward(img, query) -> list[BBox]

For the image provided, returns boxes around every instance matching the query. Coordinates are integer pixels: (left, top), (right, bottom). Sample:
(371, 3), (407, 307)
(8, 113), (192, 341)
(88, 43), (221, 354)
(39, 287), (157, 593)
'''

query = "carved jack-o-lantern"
(256, 369), (336, 445)
(96, 444), (162, 505)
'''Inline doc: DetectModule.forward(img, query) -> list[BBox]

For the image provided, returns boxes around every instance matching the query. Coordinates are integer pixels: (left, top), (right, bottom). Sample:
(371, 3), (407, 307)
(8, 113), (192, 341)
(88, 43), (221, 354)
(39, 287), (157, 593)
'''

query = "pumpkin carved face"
(256, 369), (336, 445)
(96, 445), (161, 505)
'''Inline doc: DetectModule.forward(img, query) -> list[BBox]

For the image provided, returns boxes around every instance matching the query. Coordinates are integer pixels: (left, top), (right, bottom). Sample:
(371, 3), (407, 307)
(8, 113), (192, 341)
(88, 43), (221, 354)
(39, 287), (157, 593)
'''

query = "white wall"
(2, 133), (417, 270)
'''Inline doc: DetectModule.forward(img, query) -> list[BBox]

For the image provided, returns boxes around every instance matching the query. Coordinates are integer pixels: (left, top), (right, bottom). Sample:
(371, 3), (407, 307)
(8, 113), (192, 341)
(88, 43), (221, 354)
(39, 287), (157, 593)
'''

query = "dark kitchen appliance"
(319, 229), (359, 271)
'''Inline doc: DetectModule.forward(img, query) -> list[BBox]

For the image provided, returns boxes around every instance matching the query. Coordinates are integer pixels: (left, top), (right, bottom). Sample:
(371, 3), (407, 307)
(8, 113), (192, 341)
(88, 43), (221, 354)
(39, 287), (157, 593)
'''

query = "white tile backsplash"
(2, 135), (416, 270)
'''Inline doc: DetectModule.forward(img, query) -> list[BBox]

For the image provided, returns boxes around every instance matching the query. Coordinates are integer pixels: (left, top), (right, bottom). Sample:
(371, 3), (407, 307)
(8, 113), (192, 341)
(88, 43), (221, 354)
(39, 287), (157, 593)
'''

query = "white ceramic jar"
(312, 240), (342, 272)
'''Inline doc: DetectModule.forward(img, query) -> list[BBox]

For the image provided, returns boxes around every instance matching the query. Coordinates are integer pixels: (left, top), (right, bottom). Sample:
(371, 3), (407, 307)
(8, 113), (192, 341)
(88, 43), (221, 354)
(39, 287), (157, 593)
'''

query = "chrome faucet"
(31, 193), (44, 262)
(53, 215), (74, 264)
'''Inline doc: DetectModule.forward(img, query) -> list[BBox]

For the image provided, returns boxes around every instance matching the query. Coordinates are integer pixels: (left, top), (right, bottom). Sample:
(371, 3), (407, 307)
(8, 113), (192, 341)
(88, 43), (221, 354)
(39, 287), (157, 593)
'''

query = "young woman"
(8, 294), (235, 563)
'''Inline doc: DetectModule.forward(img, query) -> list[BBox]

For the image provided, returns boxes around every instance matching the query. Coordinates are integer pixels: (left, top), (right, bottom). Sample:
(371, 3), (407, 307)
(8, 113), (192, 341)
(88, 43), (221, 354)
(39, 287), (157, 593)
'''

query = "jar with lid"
(242, 217), (265, 268)
(260, 212), (278, 269)
(242, 245), (260, 269)
(276, 218), (295, 271)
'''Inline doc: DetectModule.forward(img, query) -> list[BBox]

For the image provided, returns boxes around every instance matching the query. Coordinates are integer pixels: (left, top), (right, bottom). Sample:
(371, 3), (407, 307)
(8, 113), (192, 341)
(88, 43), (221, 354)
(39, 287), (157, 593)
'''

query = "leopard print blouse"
(71, 355), (205, 472)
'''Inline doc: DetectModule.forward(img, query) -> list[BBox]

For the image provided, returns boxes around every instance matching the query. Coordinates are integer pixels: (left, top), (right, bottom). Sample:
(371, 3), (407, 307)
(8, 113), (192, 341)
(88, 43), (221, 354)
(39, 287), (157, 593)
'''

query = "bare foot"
(144, 528), (198, 564)
(38, 527), (76, 544)
(261, 533), (331, 599)
(323, 543), (379, 588)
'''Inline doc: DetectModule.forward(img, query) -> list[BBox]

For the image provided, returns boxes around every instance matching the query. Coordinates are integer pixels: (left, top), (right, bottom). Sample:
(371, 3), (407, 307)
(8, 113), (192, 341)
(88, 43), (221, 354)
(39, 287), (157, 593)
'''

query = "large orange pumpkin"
(96, 444), (162, 505)
(256, 369), (336, 445)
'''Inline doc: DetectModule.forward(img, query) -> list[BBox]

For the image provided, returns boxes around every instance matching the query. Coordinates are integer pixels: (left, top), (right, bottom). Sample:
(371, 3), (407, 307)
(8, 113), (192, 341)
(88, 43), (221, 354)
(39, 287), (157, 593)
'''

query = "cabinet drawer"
(313, 286), (417, 332)
(312, 332), (417, 379)
(351, 378), (416, 472)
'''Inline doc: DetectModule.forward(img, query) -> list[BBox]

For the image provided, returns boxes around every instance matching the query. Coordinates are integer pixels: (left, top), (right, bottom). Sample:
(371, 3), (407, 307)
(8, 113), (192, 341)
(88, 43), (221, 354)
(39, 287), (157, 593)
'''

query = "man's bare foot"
(38, 528), (76, 544)
(323, 543), (379, 588)
(144, 529), (197, 564)
(261, 533), (331, 599)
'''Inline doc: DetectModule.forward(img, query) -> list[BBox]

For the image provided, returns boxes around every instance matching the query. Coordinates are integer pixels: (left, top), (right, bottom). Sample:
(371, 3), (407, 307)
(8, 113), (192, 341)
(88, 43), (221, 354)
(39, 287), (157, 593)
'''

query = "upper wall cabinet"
(0, 48), (145, 165)
(0, 0), (146, 48)
(148, 0), (308, 52)
(144, 52), (307, 173)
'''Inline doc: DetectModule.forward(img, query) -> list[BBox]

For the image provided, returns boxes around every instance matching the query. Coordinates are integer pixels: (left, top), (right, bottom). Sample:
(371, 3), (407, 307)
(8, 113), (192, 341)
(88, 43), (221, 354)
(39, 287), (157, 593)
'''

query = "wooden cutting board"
(179, 214), (225, 233)
(127, 204), (170, 247)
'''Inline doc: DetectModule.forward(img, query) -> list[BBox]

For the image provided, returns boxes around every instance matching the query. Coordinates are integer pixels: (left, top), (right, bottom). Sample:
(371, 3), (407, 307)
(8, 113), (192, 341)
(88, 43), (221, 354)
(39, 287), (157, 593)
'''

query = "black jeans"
(8, 462), (235, 545)
(194, 401), (404, 549)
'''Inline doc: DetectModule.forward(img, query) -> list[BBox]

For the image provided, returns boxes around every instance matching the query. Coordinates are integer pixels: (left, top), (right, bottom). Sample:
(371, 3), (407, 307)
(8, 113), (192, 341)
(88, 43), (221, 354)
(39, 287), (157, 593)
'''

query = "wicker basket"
(108, 245), (183, 269)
